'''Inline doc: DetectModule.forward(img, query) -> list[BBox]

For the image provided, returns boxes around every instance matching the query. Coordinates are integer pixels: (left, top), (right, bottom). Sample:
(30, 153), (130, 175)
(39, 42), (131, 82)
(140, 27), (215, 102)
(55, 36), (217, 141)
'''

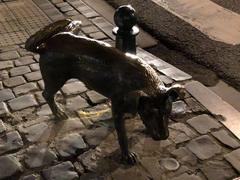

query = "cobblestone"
(17, 48), (33, 57)
(66, 95), (89, 111)
(0, 102), (9, 117)
(184, 97), (206, 112)
(38, 80), (44, 89)
(3, 76), (26, 87)
(187, 114), (222, 134)
(24, 71), (42, 82)
(20, 174), (41, 180)
(29, 63), (40, 71)
(35, 91), (46, 104)
(171, 100), (189, 118)
(0, 155), (23, 180)
(0, 0), (239, 179)
(0, 88), (15, 101)
(78, 104), (112, 124)
(55, 133), (87, 158)
(77, 149), (99, 172)
(33, 54), (40, 62)
(8, 94), (38, 111)
(0, 45), (19, 52)
(187, 135), (222, 160)
(25, 144), (57, 168)
(37, 104), (52, 116)
(18, 122), (51, 143)
(60, 6), (74, 12)
(84, 126), (109, 147)
(224, 148), (240, 173)
(13, 82), (38, 95)
(0, 60), (14, 70)
(86, 90), (108, 104)
(0, 70), (9, 80)
(65, 10), (79, 16)
(0, 120), (6, 133)
(56, 118), (85, 134)
(43, 161), (79, 180)
(0, 131), (23, 155)
(0, 51), (20, 60)
(159, 75), (174, 85)
(10, 66), (31, 77)
(172, 173), (202, 180)
(14, 56), (35, 66)
(212, 129), (240, 149)
(62, 81), (87, 96)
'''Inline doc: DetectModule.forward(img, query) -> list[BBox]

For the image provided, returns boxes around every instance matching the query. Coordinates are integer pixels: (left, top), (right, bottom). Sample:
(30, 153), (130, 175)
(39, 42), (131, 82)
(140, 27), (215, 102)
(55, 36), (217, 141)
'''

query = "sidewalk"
(0, 0), (240, 179)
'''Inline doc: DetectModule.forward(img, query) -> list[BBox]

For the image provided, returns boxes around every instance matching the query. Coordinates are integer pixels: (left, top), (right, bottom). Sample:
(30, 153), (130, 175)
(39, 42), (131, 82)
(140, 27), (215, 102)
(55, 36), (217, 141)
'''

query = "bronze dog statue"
(25, 19), (182, 164)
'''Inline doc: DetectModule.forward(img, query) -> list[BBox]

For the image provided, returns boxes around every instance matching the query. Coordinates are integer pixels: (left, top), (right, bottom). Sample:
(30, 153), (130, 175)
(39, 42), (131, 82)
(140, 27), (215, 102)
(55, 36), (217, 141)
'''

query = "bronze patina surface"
(25, 19), (182, 165)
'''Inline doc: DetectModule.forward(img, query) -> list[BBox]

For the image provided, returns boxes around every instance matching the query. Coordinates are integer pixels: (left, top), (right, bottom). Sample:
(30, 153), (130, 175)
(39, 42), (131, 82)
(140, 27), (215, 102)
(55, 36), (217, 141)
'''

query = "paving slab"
(186, 135), (222, 160)
(187, 114), (222, 134)
(185, 81), (240, 140)
(212, 129), (240, 149)
(224, 148), (240, 173)
(201, 160), (237, 180)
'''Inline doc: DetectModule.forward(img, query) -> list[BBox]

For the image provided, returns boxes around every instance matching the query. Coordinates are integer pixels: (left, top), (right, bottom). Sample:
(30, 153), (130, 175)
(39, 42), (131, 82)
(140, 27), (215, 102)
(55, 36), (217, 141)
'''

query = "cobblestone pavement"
(0, 0), (240, 179)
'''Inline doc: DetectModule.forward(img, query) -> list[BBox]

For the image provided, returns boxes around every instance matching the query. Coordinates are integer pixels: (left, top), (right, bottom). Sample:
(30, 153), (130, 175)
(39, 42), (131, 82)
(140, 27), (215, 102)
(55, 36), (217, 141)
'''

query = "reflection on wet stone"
(24, 144), (57, 168)
(56, 133), (87, 158)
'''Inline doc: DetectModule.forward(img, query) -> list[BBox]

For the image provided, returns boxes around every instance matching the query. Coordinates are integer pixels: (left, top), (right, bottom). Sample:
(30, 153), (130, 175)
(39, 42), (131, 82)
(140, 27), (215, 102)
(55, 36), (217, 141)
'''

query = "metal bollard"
(113, 5), (139, 54)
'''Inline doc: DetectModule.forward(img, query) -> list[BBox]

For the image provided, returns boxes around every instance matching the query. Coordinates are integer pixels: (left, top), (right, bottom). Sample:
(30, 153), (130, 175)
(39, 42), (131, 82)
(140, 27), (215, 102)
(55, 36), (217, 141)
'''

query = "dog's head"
(138, 84), (183, 140)
(25, 19), (81, 53)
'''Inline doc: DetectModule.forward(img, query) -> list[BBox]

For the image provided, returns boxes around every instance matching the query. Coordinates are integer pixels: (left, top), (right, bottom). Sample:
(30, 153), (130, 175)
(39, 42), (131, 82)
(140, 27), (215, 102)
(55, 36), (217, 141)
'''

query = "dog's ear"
(166, 84), (184, 101)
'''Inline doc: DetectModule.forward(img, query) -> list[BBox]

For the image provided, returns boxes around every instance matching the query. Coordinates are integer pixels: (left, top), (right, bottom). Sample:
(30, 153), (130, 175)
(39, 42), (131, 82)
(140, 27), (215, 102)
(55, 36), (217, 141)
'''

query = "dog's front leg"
(112, 97), (137, 165)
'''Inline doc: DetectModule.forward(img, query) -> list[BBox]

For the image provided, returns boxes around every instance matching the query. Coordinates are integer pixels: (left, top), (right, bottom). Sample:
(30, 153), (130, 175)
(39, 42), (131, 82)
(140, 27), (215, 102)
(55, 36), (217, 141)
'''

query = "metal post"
(113, 5), (139, 54)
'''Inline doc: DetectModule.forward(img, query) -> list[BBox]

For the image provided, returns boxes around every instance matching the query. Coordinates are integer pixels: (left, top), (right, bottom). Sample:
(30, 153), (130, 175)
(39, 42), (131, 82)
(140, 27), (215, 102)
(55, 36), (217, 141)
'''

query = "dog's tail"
(25, 19), (82, 53)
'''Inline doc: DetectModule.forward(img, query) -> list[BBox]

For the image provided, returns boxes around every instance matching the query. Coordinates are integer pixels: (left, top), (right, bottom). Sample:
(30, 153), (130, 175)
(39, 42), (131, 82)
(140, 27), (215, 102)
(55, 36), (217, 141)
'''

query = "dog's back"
(42, 32), (163, 97)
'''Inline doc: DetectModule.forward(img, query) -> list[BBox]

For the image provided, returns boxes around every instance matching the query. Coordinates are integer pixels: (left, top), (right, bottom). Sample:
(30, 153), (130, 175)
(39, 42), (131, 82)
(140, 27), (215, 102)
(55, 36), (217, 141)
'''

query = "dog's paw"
(122, 152), (138, 165)
(54, 109), (68, 120)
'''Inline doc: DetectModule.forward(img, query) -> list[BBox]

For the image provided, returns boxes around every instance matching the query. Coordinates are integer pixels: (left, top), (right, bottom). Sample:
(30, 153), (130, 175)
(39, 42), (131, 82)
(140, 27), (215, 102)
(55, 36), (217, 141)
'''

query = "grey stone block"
(0, 88), (15, 101)
(8, 94), (38, 111)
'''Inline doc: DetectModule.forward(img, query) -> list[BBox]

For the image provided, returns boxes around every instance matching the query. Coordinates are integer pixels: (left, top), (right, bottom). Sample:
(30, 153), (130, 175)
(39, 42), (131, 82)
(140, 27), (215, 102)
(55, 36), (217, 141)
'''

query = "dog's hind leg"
(42, 79), (68, 120)
(40, 57), (69, 120)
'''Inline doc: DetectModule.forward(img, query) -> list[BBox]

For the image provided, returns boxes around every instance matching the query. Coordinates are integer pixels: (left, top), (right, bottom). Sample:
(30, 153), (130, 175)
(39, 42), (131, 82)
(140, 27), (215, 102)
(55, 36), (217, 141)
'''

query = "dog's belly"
(71, 55), (147, 97)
